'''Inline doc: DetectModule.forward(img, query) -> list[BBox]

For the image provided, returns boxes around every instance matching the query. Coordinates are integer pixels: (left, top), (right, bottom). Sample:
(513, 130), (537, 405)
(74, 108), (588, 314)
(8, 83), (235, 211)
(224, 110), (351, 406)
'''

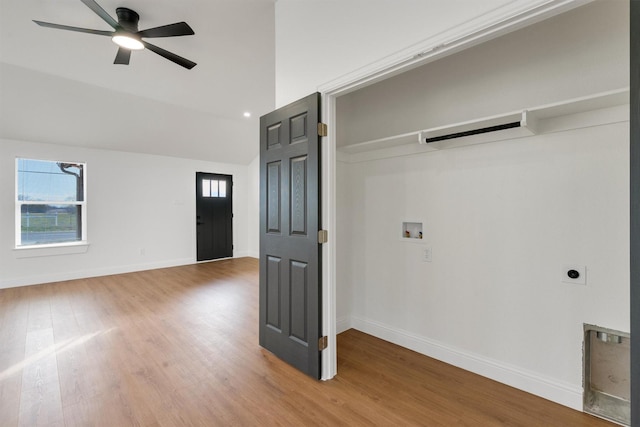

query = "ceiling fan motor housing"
(116, 7), (139, 32)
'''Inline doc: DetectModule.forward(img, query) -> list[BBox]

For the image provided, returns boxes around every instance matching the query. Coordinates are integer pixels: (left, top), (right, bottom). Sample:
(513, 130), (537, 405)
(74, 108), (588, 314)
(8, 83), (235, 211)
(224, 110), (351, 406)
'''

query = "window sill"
(14, 242), (90, 258)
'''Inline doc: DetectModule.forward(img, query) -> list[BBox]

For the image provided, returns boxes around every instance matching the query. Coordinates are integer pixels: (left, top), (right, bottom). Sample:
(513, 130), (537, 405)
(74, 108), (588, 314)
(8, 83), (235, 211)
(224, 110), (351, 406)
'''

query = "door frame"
(629, 0), (639, 423)
(316, 0), (601, 380)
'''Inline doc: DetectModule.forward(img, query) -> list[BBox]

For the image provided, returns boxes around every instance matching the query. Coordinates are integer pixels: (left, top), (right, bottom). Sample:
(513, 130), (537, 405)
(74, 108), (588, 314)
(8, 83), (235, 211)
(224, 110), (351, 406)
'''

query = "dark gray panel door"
(259, 93), (321, 378)
(196, 172), (233, 261)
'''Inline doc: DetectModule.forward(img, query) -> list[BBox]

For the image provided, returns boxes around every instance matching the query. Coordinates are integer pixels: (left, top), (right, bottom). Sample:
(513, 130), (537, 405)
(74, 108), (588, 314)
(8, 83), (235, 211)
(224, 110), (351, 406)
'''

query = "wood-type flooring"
(0, 258), (614, 426)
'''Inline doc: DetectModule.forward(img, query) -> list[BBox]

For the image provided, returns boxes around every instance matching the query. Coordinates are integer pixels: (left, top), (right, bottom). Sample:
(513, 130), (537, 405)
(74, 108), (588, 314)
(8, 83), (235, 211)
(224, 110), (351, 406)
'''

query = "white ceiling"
(0, 0), (275, 164)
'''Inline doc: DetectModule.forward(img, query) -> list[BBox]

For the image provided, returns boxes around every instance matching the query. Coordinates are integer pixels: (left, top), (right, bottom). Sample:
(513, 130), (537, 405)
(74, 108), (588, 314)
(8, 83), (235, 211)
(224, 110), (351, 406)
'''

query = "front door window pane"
(202, 179), (211, 197)
(200, 178), (227, 198)
(211, 180), (219, 197)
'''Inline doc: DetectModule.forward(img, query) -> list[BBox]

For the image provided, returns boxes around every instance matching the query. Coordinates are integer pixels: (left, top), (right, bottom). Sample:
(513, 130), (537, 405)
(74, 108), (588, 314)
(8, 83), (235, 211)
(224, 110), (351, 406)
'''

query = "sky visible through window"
(17, 158), (80, 202)
(17, 158), (84, 246)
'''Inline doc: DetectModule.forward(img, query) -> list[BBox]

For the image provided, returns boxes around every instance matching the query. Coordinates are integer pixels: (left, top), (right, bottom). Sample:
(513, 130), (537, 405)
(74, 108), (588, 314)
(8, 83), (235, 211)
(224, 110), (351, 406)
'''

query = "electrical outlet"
(423, 247), (432, 262)
(562, 265), (586, 285)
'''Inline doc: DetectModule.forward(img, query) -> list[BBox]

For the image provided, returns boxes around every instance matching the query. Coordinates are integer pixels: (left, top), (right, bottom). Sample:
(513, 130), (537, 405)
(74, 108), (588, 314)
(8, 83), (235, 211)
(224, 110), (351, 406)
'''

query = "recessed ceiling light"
(243, 112), (251, 118)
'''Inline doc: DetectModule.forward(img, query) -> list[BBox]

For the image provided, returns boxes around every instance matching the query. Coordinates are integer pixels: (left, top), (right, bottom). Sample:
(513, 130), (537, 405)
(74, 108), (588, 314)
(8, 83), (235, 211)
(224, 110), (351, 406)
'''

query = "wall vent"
(419, 110), (537, 148)
(423, 121), (521, 143)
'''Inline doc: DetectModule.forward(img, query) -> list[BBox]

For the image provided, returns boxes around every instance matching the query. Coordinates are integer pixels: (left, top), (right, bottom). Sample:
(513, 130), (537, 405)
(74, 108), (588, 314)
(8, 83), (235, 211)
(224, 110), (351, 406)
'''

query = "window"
(201, 179), (226, 198)
(16, 158), (86, 247)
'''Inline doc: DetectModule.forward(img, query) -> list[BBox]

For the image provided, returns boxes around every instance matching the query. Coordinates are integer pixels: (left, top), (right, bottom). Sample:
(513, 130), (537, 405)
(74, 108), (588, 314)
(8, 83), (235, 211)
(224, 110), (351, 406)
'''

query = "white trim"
(0, 257), (193, 290)
(15, 157), (88, 247)
(13, 241), (90, 258)
(338, 92), (630, 164)
(336, 316), (351, 334)
(3, 252), (257, 289)
(350, 315), (583, 411)
(317, 0), (592, 401)
(320, 92), (338, 380)
(319, 0), (593, 97)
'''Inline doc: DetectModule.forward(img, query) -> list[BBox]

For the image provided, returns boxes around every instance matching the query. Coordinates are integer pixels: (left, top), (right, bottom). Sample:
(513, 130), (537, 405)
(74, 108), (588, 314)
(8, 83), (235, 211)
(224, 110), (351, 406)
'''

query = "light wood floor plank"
(0, 258), (614, 426)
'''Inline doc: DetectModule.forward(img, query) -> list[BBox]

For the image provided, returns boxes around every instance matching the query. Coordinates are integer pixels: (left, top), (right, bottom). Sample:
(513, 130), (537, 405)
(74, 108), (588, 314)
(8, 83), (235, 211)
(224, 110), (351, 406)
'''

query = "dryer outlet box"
(562, 265), (586, 285)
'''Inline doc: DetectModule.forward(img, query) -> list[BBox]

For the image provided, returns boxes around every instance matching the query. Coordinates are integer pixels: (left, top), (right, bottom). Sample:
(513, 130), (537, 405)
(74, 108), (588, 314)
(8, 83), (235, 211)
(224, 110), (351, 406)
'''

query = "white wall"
(275, 0), (515, 107)
(0, 139), (250, 288)
(335, 159), (354, 331)
(0, 63), (261, 166)
(247, 155), (260, 258)
(342, 122), (629, 408)
(332, 0), (629, 410)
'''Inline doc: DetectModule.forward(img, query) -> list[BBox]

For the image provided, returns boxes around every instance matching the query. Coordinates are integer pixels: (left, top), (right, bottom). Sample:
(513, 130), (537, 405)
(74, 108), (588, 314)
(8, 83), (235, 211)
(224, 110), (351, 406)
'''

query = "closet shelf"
(338, 88), (629, 156)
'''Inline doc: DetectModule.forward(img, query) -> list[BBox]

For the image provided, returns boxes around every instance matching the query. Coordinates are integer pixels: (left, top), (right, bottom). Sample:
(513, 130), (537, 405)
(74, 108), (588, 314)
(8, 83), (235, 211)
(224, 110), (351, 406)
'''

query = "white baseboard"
(2, 252), (263, 290)
(0, 257), (194, 289)
(336, 315), (352, 334)
(349, 315), (583, 411)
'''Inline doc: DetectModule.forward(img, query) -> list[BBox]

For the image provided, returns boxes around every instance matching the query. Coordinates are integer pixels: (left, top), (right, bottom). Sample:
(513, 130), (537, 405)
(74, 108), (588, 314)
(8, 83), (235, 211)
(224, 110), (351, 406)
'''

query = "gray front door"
(259, 93), (322, 378)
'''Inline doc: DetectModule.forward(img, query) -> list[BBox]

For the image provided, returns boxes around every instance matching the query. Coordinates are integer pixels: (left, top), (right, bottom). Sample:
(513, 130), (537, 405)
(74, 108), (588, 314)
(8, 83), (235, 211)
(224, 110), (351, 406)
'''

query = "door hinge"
(318, 336), (328, 351)
(318, 230), (328, 244)
(317, 122), (327, 137)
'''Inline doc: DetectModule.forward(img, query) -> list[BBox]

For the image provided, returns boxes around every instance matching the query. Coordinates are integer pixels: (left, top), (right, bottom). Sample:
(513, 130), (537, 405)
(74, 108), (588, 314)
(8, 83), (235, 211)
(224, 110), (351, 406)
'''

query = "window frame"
(15, 157), (88, 249)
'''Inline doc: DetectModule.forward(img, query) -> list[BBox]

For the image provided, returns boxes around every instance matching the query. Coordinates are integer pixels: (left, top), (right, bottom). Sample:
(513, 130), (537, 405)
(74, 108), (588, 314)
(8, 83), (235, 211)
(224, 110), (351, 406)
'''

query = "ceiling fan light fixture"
(112, 34), (144, 50)
(32, 0), (196, 68)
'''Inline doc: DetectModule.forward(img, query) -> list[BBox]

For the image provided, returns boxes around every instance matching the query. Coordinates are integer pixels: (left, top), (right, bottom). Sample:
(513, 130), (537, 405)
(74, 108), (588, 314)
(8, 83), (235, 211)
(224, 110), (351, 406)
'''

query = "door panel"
(196, 172), (233, 261)
(290, 156), (308, 235)
(259, 93), (321, 378)
(290, 260), (308, 342)
(266, 256), (282, 330)
(266, 162), (282, 233)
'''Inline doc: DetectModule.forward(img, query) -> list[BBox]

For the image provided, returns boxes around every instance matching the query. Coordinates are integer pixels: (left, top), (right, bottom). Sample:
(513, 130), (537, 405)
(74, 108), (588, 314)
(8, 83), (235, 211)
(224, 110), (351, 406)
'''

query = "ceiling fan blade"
(33, 20), (113, 36)
(138, 22), (194, 38)
(80, 0), (119, 29)
(142, 41), (196, 70)
(114, 48), (131, 65)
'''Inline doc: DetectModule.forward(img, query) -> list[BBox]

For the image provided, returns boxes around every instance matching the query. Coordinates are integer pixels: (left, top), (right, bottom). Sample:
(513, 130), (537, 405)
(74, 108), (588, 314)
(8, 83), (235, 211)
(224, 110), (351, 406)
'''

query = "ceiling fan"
(33, 0), (197, 69)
